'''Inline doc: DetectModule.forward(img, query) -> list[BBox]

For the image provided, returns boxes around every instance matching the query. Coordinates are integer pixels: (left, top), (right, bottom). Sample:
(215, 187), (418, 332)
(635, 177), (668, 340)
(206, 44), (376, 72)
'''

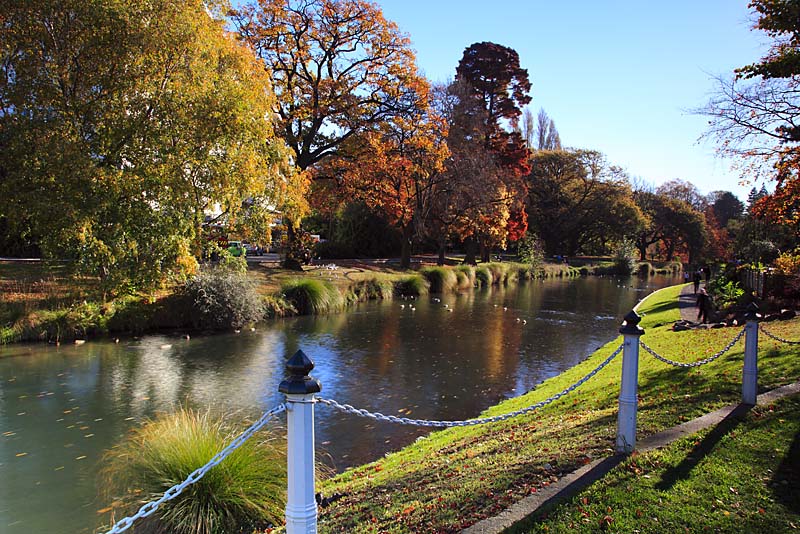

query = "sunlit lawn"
(314, 285), (800, 533)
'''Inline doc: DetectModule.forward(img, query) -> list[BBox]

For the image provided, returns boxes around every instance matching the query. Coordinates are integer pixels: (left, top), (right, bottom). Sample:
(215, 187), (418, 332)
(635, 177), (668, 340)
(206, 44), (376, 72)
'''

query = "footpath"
(678, 282), (700, 322)
(463, 283), (797, 534)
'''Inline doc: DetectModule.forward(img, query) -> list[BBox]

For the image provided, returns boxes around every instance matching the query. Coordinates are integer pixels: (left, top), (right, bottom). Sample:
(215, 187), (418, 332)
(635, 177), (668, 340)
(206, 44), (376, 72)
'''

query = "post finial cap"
(279, 350), (321, 394)
(619, 310), (644, 335)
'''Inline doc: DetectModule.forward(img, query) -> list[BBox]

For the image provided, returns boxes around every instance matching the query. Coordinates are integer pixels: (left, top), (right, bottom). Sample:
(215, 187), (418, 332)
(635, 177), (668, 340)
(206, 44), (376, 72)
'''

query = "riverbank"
(312, 284), (800, 533)
(1, 258), (677, 345)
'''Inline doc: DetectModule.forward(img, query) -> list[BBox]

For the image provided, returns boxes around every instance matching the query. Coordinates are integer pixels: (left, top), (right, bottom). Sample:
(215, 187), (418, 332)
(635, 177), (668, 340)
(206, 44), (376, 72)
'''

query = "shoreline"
(1, 259), (680, 347)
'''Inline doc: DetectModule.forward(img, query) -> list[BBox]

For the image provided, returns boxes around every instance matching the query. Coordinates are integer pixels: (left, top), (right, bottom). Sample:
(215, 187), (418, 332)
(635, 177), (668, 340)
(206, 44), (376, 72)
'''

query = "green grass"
(394, 274), (430, 297)
(420, 266), (459, 293)
(475, 265), (493, 287)
(454, 265), (476, 289)
(280, 278), (344, 315)
(315, 284), (800, 533)
(99, 409), (286, 534)
(511, 395), (800, 534)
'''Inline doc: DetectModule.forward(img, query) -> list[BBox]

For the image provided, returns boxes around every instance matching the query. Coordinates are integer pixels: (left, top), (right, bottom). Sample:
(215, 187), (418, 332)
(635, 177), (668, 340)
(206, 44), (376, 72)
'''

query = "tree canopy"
(0, 0), (295, 293)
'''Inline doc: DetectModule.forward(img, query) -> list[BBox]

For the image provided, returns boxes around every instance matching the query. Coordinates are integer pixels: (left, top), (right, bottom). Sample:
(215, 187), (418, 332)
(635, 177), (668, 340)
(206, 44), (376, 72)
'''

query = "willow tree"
(232, 0), (424, 268)
(0, 0), (295, 295)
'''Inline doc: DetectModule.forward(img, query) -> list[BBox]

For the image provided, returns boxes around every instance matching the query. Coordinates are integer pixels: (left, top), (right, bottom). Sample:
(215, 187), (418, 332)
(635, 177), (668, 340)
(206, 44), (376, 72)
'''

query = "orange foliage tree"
(330, 85), (450, 268)
(232, 0), (424, 267)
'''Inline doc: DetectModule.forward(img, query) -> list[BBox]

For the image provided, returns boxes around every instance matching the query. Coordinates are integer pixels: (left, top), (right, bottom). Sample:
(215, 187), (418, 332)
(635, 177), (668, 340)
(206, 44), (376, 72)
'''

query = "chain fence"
(104, 403), (287, 534)
(317, 343), (623, 427)
(760, 324), (800, 345)
(639, 328), (745, 368)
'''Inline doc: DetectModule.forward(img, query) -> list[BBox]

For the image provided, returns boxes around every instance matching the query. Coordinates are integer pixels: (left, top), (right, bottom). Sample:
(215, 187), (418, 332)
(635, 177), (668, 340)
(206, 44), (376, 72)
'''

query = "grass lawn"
(314, 284), (800, 533)
(509, 394), (800, 533)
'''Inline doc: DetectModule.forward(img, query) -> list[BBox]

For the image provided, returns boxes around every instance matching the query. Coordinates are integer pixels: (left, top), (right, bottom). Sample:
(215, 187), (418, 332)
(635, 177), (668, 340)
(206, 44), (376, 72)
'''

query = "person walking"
(693, 270), (701, 294)
(696, 288), (713, 324)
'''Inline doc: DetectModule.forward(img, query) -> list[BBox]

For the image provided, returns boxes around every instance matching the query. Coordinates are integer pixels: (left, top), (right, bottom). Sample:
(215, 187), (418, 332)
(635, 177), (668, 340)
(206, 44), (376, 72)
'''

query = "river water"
(0, 275), (678, 533)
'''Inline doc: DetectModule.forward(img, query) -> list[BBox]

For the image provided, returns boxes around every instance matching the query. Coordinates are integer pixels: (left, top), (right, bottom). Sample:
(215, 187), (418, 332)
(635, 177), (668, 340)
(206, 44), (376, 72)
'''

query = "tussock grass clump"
(348, 278), (394, 303)
(394, 274), (430, 297)
(484, 262), (508, 285)
(454, 265), (475, 289)
(420, 266), (458, 294)
(280, 278), (343, 315)
(475, 266), (493, 287)
(637, 262), (655, 277)
(100, 409), (286, 534)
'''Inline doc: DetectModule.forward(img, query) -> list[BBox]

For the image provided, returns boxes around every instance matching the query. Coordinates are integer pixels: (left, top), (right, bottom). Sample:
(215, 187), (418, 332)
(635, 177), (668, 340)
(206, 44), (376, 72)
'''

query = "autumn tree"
(700, 0), (800, 244)
(328, 84), (450, 268)
(632, 191), (708, 263)
(0, 0), (294, 295)
(525, 150), (644, 256)
(232, 0), (424, 267)
(450, 42), (532, 262)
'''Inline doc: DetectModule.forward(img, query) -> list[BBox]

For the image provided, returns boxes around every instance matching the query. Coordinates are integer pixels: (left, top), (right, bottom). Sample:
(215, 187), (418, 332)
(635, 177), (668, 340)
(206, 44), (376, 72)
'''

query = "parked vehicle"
(243, 242), (262, 256)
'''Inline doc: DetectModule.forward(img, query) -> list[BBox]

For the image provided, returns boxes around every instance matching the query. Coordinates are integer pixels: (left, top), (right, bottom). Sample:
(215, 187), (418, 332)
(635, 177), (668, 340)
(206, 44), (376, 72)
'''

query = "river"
(0, 274), (678, 533)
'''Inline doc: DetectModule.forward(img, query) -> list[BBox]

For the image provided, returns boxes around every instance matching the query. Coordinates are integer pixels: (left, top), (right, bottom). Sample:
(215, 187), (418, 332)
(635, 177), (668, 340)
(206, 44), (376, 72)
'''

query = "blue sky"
(374, 0), (769, 202)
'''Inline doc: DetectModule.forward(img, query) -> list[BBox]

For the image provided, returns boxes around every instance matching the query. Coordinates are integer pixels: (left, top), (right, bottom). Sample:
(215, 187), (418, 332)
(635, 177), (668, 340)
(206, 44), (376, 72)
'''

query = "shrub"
(183, 269), (265, 330)
(612, 239), (637, 275)
(280, 278), (343, 315)
(775, 248), (800, 275)
(420, 266), (458, 293)
(708, 276), (745, 309)
(263, 295), (294, 318)
(517, 234), (544, 272)
(394, 275), (429, 297)
(99, 409), (286, 534)
(475, 266), (493, 287)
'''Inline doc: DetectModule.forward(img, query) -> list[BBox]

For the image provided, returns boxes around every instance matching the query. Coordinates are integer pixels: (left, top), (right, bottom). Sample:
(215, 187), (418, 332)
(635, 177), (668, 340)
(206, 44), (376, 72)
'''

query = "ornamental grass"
(99, 409), (286, 534)
(475, 266), (493, 287)
(280, 278), (344, 315)
(420, 266), (458, 294)
(393, 274), (430, 297)
(454, 265), (476, 289)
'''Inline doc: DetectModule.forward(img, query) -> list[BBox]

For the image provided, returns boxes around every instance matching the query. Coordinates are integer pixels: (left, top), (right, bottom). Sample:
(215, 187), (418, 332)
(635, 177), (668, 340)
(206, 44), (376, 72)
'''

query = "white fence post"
(279, 350), (321, 534)
(742, 303), (760, 405)
(616, 310), (644, 454)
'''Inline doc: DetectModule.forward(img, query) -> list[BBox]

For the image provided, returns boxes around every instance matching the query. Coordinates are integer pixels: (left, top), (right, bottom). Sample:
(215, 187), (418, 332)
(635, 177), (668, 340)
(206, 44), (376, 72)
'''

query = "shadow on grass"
(773, 427), (800, 513)
(502, 455), (628, 534)
(654, 403), (751, 492)
(638, 300), (679, 319)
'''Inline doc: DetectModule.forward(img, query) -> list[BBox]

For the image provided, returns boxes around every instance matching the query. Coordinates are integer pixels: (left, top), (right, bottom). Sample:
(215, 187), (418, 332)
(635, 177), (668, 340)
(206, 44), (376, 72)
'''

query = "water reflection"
(0, 275), (677, 533)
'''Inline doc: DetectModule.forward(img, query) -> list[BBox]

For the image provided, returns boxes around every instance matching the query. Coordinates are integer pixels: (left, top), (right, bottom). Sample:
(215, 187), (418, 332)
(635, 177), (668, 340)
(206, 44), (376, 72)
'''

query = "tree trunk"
(283, 222), (304, 271)
(637, 239), (647, 261)
(480, 239), (490, 263)
(400, 225), (413, 269)
(463, 237), (478, 265)
(437, 236), (446, 266)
